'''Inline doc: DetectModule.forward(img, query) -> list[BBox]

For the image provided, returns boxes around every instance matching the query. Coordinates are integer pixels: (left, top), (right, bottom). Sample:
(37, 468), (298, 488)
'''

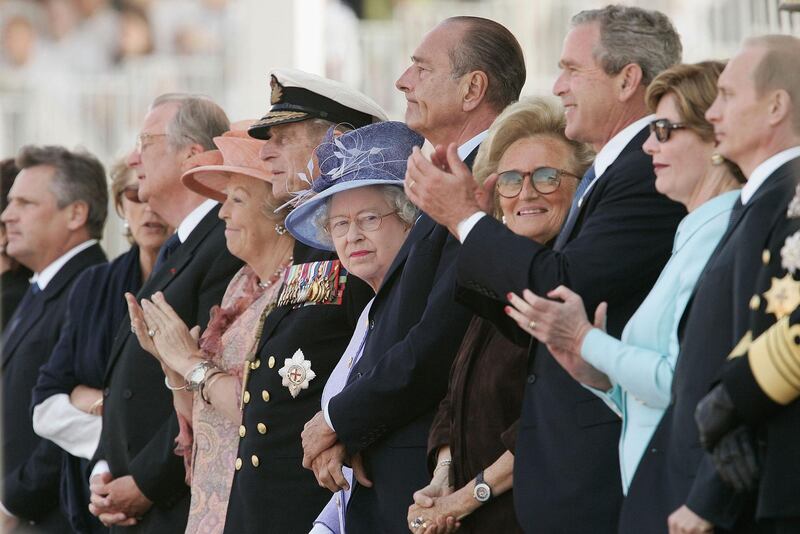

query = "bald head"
(746, 34), (800, 134)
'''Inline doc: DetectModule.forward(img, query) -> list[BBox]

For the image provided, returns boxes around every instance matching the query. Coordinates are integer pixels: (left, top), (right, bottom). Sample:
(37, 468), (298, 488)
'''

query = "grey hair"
(313, 184), (417, 248)
(150, 93), (230, 150)
(571, 5), (682, 86)
(15, 145), (109, 239)
(444, 16), (526, 111)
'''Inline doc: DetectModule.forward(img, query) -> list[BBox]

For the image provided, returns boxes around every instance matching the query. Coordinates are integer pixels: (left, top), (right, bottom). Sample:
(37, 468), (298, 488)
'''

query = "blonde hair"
(746, 34), (800, 134)
(472, 96), (594, 218)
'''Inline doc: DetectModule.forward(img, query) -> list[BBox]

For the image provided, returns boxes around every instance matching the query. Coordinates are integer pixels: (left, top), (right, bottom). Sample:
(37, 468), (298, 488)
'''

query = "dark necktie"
(2, 282), (41, 343)
(154, 233), (181, 271)
(554, 165), (596, 251)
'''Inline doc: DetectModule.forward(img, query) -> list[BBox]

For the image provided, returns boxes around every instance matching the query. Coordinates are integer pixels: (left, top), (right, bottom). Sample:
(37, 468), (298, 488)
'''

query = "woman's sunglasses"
(121, 185), (142, 203)
(649, 118), (687, 143)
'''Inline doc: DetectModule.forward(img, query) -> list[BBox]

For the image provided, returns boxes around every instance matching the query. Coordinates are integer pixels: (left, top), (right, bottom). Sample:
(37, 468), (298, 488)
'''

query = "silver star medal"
(781, 231), (800, 274)
(278, 349), (316, 398)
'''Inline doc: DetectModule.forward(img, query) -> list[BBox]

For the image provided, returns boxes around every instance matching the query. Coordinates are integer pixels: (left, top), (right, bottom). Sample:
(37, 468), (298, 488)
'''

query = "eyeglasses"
(324, 211), (399, 238)
(135, 133), (167, 153)
(649, 119), (687, 143)
(121, 185), (142, 203)
(496, 167), (578, 198)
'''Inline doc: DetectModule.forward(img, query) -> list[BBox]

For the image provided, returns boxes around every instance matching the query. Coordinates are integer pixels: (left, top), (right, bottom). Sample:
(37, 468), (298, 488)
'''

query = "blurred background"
(0, 0), (798, 254)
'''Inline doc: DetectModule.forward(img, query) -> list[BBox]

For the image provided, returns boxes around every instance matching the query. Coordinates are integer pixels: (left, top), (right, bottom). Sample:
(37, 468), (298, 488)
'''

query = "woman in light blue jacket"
(505, 61), (745, 493)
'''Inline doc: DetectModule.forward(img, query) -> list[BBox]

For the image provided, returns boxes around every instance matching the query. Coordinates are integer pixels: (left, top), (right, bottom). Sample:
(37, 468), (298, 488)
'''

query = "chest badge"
(763, 273), (800, 320)
(278, 349), (316, 398)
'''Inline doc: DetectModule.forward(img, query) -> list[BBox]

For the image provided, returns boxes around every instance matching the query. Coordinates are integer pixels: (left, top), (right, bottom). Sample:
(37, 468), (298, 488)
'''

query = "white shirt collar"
(31, 239), (98, 290)
(594, 115), (655, 179)
(177, 199), (217, 243)
(457, 130), (489, 161)
(576, 115), (654, 208)
(741, 146), (800, 205)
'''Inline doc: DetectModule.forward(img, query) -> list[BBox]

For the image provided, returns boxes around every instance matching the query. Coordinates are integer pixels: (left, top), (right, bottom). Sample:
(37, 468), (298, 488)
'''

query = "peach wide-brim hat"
(181, 120), (270, 202)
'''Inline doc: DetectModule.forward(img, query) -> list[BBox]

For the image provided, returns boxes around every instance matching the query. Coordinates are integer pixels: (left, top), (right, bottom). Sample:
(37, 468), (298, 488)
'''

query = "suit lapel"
(2, 243), (106, 367)
(104, 207), (222, 380)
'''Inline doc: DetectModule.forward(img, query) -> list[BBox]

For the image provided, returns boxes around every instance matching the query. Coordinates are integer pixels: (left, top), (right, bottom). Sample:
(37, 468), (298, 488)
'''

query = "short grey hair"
(16, 145), (109, 239)
(571, 5), (682, 86)
(150, 93), (230, 150)
(313, 184), (417, 248)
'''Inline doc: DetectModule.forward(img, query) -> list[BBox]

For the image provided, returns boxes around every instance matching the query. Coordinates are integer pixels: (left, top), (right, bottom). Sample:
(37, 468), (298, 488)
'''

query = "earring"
(501, 215), (507, 225)
(274, 224), (287, 236)
(123, 219), (130, 230)
(711, 153), (725, 166)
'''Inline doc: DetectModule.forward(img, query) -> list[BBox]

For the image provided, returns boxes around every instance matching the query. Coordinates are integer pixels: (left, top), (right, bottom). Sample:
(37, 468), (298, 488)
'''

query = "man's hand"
(302, 411), (338, 468)
(311, 443), (350, 492)
(695, 383), (740, 451)
(404, 144), (496, 236)
(711, 425), (760, 492)
(667, 505), (713, 534)
(88, 472), (137, 527)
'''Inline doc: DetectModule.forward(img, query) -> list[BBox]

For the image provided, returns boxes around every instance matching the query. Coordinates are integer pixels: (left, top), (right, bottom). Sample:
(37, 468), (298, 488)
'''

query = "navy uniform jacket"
(96, 207), (242, 534)
(326, 151), (478, 534)
(33, 246), (143, 534)
(719, 157), (800, 524)
(621, 158), (798, 533)
(456, 127), (685, 533)
(223, 241), (372, 534)
(2, 242), (106, 531)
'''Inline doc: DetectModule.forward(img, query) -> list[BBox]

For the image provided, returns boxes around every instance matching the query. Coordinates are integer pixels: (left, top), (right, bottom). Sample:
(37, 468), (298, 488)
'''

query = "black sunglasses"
(649, 118), (687, 143)
(121, 185), (142, 203)
(496, 167), (578, 198)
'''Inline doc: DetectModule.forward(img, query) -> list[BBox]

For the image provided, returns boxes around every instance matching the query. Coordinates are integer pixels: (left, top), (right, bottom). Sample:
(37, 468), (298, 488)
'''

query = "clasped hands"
(88, 472), (152, 527)
(301, 411), (371, 492)
(126, 291), (203, 379)
(406, 470), (462, 534)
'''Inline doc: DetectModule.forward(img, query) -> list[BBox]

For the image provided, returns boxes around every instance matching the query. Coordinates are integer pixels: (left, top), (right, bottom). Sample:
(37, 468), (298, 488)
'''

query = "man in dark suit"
(88, 94), (242, 533)
(406, 6), (685, 532)
(1, 145), (108, 532)
(690, 35), (800, 533)
(299, 16), (526, 533)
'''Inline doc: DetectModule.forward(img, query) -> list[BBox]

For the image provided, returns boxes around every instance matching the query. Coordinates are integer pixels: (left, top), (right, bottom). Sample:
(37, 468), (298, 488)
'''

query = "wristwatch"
(473, 470), (492, 503)
(184, 361), (217, 392)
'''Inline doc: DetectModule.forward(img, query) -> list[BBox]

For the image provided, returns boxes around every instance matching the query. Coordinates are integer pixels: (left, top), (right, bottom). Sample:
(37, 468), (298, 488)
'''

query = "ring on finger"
(528, 320), (537, 330)
(410, 516), (424, 529)
(408, 179), (416, 190)
(147, 328), (157, 337)
(131, 325), (136, 334)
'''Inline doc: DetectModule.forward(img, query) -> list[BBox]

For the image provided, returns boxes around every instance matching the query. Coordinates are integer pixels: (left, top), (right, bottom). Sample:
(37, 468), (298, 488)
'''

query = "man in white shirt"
(1, 145), (108, 532)
(88, 94), (242, 533)
(404, 6), (686, 532)
(694, 34), (800, 533)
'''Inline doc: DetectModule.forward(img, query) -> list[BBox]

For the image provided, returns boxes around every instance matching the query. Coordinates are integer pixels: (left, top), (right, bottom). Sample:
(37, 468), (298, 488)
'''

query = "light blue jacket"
(581, 190), (739, 493)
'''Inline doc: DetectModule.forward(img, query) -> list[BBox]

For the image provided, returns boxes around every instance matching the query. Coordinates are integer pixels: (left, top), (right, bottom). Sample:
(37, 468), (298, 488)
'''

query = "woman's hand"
(408, 489), (465, 534)
(126, 292), (160, 359)
(505, 286), (612, 390)
(408, 466), (454, 533)
(70, 385), (104, 415)
(137, 291), (202, 377)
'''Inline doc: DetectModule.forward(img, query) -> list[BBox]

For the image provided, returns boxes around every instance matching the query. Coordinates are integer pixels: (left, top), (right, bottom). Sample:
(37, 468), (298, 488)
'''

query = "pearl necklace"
(258, 256), (293, 289)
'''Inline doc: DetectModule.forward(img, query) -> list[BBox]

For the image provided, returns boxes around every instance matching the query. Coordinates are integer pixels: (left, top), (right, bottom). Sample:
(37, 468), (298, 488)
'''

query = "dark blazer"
(1, 266), (32, 330)
(327, 150), (478, 534)
(223, 241), (373, 534)
(621, 159), (798, 533)
(32, 246), (143, 534)
(2, 242), (106, 532)
(96, 207), (242, 534)
(456, 126), (685, 533)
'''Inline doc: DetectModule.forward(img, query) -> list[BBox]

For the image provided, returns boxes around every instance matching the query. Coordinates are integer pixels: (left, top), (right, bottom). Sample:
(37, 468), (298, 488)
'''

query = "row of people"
(1, 4), (799, 534)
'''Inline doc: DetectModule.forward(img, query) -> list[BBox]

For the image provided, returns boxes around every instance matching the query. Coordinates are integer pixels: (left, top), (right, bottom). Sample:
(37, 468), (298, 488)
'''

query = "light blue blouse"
(581, 190), (739, 493)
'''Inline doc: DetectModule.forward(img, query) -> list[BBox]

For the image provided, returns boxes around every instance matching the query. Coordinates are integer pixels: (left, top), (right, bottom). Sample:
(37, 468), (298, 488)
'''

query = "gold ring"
(408, 179), (416, 190)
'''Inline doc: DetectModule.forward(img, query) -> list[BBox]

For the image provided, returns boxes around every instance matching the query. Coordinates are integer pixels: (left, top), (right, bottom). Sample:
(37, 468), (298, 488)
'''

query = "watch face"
(474, 483), (491, 502)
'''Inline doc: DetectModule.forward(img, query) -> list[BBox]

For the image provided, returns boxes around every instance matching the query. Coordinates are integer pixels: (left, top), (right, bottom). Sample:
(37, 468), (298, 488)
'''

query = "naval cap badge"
(278, 349), (316, 398)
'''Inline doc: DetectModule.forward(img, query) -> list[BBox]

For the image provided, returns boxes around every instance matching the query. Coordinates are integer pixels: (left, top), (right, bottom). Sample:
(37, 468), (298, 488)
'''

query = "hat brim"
(181, 164), (273, 203)
(284, 178), (405, 251)
(248, 111), (311, 139)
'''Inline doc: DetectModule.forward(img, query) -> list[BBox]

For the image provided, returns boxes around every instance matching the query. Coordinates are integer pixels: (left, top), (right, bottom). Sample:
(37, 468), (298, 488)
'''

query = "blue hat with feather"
(285, 121), (424, 251)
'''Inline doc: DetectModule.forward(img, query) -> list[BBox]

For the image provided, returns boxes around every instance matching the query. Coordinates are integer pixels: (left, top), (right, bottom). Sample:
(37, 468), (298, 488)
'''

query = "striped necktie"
(554, 165), (596, 251)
